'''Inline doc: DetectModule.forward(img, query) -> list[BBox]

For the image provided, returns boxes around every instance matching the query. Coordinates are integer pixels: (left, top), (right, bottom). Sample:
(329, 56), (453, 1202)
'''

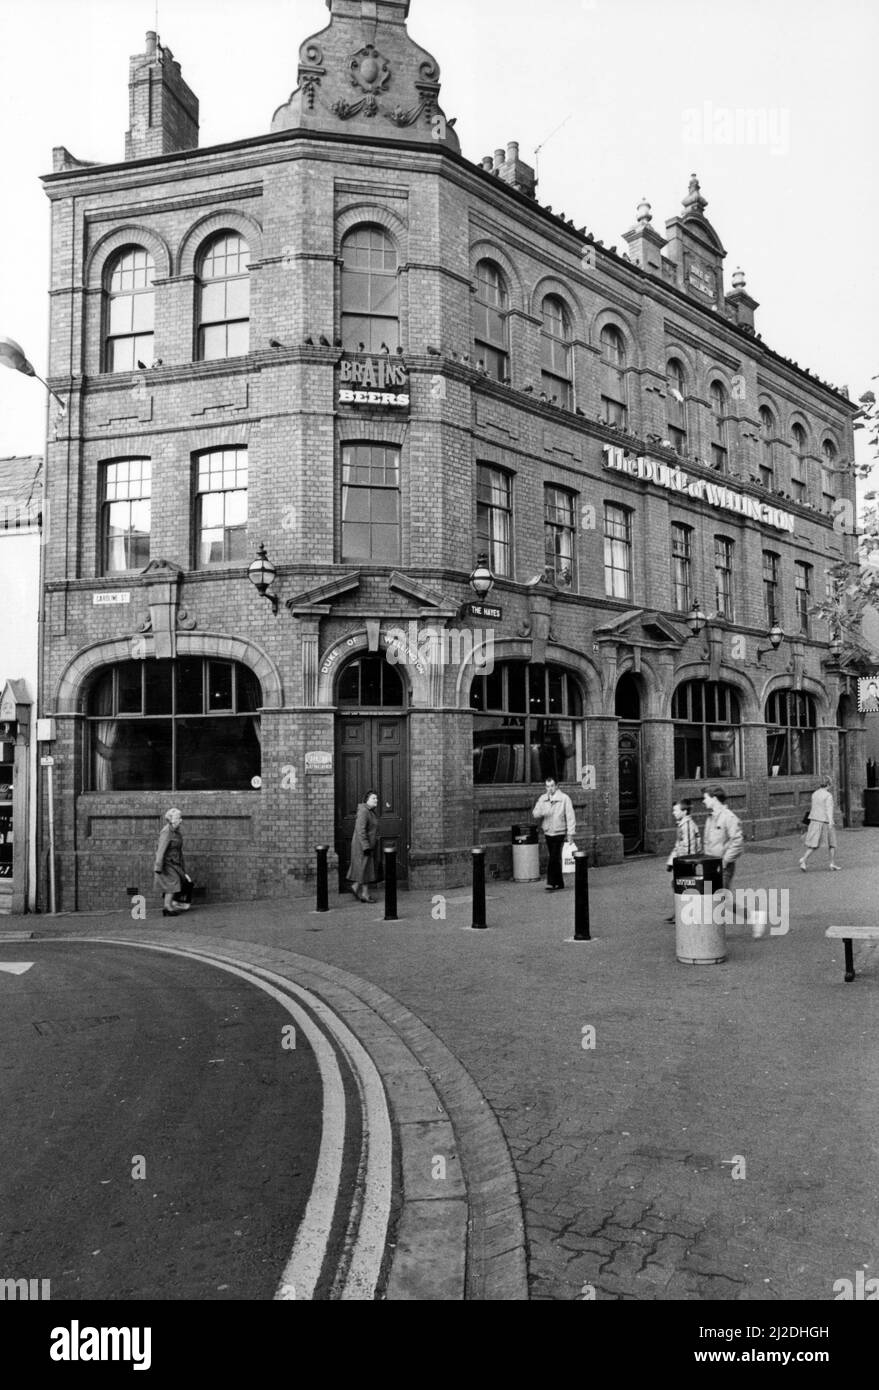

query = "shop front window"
(471, 662), (584, 784)
(766, 690), (816, 776)
(87, 659), (261, 791)
(672, 680), (742, 780)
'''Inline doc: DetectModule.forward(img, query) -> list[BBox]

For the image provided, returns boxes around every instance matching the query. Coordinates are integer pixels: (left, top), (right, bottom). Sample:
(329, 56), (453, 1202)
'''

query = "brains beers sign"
(339, 355), (409, 408)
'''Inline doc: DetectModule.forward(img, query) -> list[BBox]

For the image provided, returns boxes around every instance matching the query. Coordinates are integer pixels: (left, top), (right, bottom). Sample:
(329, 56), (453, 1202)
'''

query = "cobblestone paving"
(47, 831), (879, 1300)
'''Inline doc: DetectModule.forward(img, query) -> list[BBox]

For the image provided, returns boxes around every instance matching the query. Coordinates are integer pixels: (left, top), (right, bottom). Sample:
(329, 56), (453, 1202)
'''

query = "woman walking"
(347, 791), (381, 904)
(799, 777), (840, 872)
(154, 808), (190, 916)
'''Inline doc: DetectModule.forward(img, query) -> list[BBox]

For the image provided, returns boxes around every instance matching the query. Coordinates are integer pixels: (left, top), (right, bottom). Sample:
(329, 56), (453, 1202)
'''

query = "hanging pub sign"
(339, 356), (409, 409)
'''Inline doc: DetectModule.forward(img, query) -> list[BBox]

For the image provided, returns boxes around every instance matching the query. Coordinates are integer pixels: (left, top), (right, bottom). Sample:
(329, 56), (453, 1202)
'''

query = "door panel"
(336, 715), (408, 886)
(618, 724), (643, 854)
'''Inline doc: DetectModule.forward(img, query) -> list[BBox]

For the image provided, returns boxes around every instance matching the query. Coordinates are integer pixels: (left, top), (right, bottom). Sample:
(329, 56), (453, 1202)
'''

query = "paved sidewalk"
(27, 829), (879, 1301)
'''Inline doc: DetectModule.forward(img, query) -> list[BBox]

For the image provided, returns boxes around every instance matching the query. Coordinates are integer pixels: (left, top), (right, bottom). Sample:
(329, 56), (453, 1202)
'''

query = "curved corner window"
(672, 680), (741, 780)
(105, 247), (155, 373)
(198, 233), (250, 360)
(340, 225), (399, 354)
(471, 662), (584, 784)
(87, 658), (261, 791)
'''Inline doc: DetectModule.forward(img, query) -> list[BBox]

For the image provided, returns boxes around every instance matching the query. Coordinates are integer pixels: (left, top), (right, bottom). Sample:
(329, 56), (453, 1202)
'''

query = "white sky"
(1, 0), (877, 470)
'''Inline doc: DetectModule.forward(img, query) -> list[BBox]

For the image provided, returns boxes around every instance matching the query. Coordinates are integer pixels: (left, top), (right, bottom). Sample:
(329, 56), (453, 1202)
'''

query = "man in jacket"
(702, 786), (743, 890)
(664, 799), (702, 921)
(532, 777), (576, 891)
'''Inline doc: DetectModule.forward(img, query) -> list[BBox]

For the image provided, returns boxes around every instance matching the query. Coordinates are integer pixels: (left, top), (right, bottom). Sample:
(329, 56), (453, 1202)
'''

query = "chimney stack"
(125, 32), (199, 161)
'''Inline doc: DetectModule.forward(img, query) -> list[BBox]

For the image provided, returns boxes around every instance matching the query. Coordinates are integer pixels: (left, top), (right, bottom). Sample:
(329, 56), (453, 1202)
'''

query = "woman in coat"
(154, 808), (190, 916)
(347, 791), (380, 903)
(799, 777), (840, 872)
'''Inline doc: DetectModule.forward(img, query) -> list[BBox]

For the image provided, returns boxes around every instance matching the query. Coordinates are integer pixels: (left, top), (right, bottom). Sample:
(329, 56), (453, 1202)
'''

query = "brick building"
(39, 0), (864, 910)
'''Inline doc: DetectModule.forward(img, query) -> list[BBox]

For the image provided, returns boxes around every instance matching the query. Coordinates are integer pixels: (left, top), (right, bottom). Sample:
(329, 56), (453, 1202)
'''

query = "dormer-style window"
(198, 233), (250, 361)
(105, 248), (155, 373)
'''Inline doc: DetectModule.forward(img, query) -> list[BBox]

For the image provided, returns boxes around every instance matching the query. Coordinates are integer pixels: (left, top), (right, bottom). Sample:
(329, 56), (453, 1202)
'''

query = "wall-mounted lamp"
(469, 553), (495, 600)
(248, 543), (279, 615)
(757, 623), (785, 662)
(686, 601), (708, 638)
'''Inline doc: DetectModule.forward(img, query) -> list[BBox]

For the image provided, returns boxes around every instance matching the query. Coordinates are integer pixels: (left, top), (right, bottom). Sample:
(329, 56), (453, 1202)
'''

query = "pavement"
(10, 827), (879, 1302)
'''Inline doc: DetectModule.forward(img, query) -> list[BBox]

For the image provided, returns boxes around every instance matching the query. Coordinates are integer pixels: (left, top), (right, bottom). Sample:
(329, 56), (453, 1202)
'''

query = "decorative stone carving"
(298, 42), (325, 111)
(349, 44), (392, 94)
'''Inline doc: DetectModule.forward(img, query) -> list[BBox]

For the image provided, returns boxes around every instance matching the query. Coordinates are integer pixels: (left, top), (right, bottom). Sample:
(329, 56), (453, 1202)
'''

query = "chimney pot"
(493, 148), (505, 170)
(507, 141), (519, 162)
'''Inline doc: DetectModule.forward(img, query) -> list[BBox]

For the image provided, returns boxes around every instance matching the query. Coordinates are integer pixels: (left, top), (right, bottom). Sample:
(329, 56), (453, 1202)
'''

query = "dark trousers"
(545, 835), (566, 888)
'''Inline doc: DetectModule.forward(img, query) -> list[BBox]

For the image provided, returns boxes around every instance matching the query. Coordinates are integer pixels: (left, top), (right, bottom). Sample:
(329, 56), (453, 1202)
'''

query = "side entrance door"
(336, 715), (409, 888)
(618, 723), (643, 855)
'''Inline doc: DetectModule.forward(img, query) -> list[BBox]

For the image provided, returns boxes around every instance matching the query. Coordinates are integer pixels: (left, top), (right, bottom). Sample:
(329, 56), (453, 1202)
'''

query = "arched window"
(87, 658), (261, 791)
(105, 247), (155, 372)
(337, 654), (404, 708)
(821, 439), (837, 510)
(600, 325), (627, 427)
(710, 380), (728, 472)
(473, 260), (509, 381)
(666, 358), (687, 452)
(790, 423), (808, 503)
(766, 690), (817, 776)
(340, 225), (399, 354)
(541, 296), (573, 408)
(198, 233), (250, 360)
(471, 662), (584, 784)
(759, 406), (775, 489)
(672, 680), (741, 780)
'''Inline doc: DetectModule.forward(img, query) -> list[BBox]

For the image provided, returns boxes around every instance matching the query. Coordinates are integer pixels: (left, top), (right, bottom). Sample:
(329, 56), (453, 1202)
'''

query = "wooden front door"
(336, 715), (409, 887)
(618, 723), (643, 855)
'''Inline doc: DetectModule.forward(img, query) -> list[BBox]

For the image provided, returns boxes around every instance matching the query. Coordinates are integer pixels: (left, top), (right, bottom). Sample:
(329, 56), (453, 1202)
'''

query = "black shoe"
(664, 915), (675, 923)
(162, 908), (181, 917)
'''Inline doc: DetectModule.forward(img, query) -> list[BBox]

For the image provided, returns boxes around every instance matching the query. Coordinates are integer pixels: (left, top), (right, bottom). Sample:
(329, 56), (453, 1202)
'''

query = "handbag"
(801, 809), (811, 826)
(561, 842), (578, 874)
(173, 873), (194, 905)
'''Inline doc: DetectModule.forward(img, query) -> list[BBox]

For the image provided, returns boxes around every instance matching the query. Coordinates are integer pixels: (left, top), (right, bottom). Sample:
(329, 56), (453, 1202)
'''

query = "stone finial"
(731, 267), (746, 291)
(636, 197), (652, 225)
(682, 173), (708, 216)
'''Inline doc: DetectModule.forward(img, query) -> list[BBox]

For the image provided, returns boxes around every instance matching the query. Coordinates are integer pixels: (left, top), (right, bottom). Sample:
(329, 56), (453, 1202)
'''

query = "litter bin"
(864, 788), (879, 827)
(672, 855), (726, 965)
(512, 824), (540, 882)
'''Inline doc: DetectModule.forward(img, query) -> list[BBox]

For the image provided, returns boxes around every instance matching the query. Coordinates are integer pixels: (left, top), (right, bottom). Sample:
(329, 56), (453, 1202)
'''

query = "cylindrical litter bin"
(512, 825), (540, 882)
(673, 855), (726, 964)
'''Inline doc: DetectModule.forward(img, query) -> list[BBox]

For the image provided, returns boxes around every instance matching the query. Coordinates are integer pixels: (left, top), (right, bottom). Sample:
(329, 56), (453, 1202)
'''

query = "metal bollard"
(573, 851), (591, 940)
(384, 845), (398, 922)
(315, 845), (329, 913)
(471, 847), (487, 930)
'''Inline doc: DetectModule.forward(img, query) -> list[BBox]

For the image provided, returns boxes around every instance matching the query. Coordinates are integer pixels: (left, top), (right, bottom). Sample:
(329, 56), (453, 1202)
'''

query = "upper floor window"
(671, 522), (693, 611)
(672, 680), (742, 780)
(88, 658), (261, 791)
(759, 406), (775, 489)
(477, 465), (512, 577)
(763, 550), (780, 626)
(198, 233), (250, 360)
(105, 248), (155, 373)
(790, 423), (808, 503)
(666, 358), (687, 453)
(600, 325), (627, 427)
(710, 380), (728, 472)
(340, 225), (399, 354)
(544, 485), (576, 589)
(766, 690), (816, 777)
(195, 448), (248, 567)
(473, 260), (509, 382)
(821, 440), (837, 510)
(714, 536), (735, 621)
(341, 443), (401, 564)
(471, 662), (584, 784)
(604, 502), (632, 600)
(795, 561), (813, 635)
(102, 459), (151, 574)
(541, 297), (573, 408)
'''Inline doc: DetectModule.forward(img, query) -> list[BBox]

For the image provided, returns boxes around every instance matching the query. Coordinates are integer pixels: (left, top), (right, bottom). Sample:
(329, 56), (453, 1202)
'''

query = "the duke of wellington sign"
(603, 445), (796, 534)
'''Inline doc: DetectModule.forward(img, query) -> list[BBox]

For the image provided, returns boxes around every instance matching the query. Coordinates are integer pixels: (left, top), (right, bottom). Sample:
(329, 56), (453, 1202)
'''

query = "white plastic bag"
(561, 842), (578, 874)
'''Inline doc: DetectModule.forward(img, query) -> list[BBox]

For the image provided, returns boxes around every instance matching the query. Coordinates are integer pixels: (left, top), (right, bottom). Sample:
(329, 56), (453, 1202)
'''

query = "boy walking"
(702, 786), (743, 889)
(664, 799), (702, 921)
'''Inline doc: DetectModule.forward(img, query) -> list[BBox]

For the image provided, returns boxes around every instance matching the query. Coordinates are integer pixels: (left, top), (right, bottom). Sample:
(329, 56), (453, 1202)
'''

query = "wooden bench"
(826, 926), (879, 982)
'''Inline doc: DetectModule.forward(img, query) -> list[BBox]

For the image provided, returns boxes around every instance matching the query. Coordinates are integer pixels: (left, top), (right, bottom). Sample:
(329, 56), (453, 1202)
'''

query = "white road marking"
(0, 961), (34, 975)
(76, 939), (346, 1303)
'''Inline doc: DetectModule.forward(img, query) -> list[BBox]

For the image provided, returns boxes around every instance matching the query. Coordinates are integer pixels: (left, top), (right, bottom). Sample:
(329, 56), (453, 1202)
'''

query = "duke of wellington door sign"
(338, 355), (410, 409)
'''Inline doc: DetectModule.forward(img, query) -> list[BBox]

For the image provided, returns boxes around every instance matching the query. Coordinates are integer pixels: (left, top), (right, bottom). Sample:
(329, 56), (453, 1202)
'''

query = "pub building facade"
(38, 0), (864, 909)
